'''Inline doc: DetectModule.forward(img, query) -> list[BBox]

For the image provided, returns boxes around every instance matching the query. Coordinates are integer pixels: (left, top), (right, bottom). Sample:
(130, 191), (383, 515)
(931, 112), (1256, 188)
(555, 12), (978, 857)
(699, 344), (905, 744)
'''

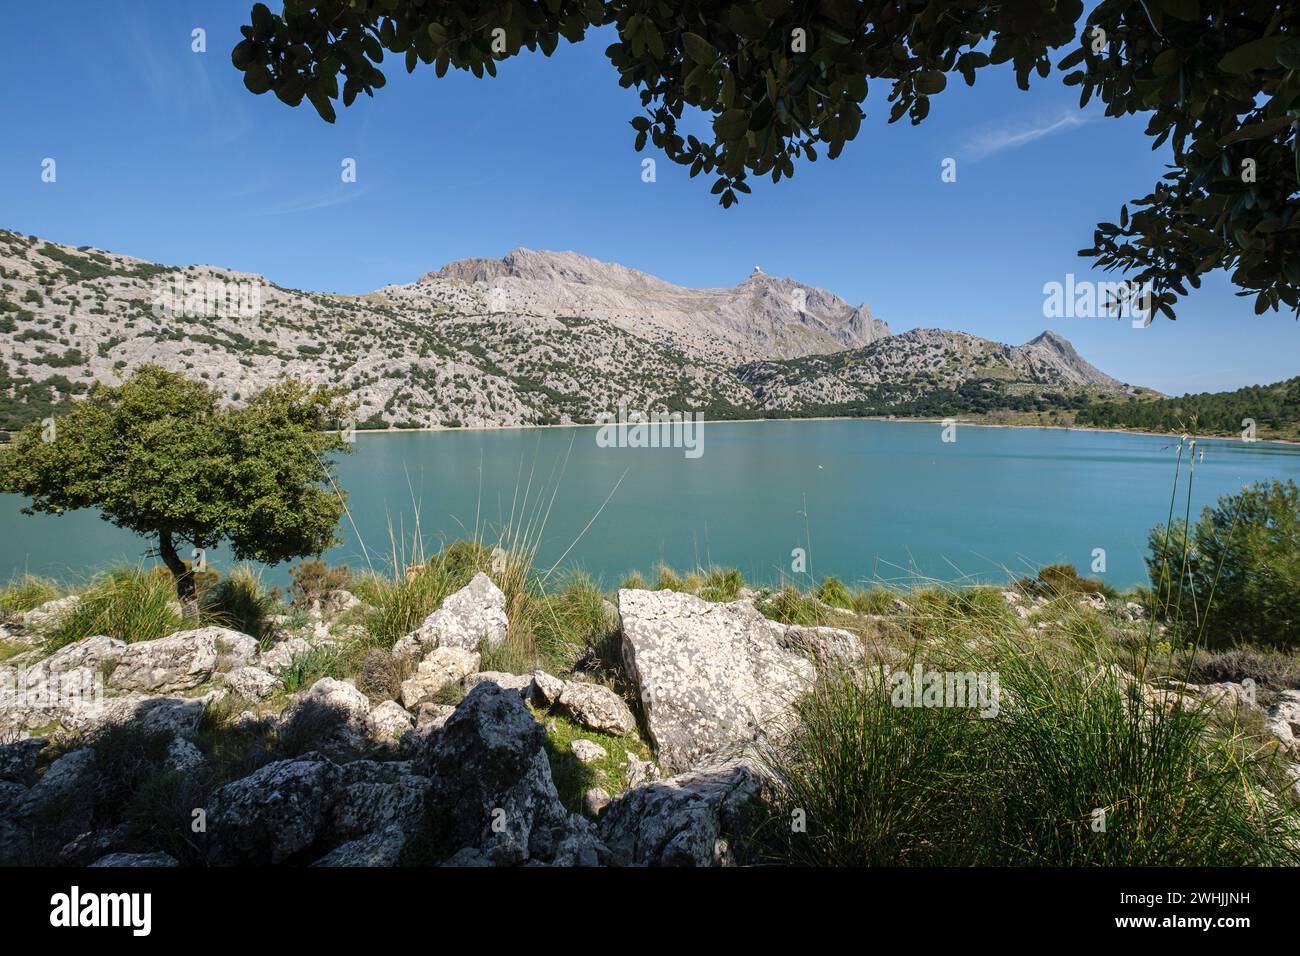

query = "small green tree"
(1146, 479), (1300, 650)
(0, 366), (353, 619)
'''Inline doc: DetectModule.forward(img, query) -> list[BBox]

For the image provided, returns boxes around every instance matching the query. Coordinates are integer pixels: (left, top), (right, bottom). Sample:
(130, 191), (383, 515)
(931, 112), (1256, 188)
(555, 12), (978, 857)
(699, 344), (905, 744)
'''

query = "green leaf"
(713, 108), (749, 141)
(915, 71), (947, 95)
(682, 32), (715, 65)
(1152, 49), (1182, 77)
(243, 66), (273, 95)
(1278, 38), (1300, 70)
(1160, 0), (1199, 21)
(1218, 37), (1284, 75)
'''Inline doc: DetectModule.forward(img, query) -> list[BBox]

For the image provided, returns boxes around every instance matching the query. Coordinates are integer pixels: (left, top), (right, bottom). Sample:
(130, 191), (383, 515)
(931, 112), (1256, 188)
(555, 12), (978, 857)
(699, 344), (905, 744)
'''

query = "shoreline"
(351, 415), (1300, 448)
(6, 412), (1296, 449)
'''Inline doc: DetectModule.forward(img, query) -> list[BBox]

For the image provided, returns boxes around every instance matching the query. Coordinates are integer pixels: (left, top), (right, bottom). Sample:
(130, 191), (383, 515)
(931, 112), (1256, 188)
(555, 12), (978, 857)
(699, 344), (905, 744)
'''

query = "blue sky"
(1, 0), (1295, 394)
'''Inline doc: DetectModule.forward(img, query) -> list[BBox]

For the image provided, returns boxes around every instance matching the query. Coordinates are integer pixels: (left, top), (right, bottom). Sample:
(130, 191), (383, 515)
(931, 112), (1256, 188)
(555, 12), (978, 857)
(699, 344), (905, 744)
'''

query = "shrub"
(1019, 563), (1113, 599)
(355, 647), (400, 703)
(45, 567), (181, 651)
(287, 558), (353, 608)
(1147, 480), (1300, 650)
(1187, 647), (1300, 691)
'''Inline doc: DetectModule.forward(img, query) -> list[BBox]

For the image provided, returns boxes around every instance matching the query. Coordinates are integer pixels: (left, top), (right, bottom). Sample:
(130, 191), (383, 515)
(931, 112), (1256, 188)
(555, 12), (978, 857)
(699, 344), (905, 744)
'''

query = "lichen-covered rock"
(205, 753), (341, 865)
(210, 628), (261, 671)
(598, 757), (761, 866)
(16, 747), (96, 821)
(328, 759), (430, 845)
(0, 738), (46, 785)
(625, 751), (661, 789)
(421, 682), (604, 866)
(165, 737), (205, 774)
(555, 680), (636, 736)
(259, 636), (317, 676)
(530, 669), (634, 735)
(583, 787), (612, 817)
(21, 595), (81, 631)
(311, 825), (407, 867)
(531, 669), (566, 705)
(1267, 693), (1300, 754)
(223, 665), (278, 700)
(392, 573), (508, 659)
(463, 671), (535, 695)
(571, 739), (607, 764)
(27, 634), (126, 681)
(617, 588), (859, 772)
(101, 694), (210, 739)
(399, 647), (480, 708)
(370, 700), (415, 743)
(308, 589), (362, 623)
(278, 678), (375, 761)
(107, 630), (220, 693)
(90, 852), (179, 867)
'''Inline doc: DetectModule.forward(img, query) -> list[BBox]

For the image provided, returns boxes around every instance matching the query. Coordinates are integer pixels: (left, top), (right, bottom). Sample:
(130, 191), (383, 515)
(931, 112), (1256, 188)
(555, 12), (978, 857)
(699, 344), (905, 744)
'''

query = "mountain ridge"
(0, 229), (1141, 433)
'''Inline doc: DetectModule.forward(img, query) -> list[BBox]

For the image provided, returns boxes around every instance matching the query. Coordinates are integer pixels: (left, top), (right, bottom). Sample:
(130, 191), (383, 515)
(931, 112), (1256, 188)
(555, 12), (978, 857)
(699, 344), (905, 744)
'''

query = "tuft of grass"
(529, 572), (618, 675)
(276, 644), (346, 694)
(652, 564), (685, 592)
(0, 574), (62, 614)
(757, 634), (1300, 866)
(619, 570), (647, 590)
(758, 585), (831, 626)
(699, 566), (745, 603)
(353, 558), (473, 649)
(815, 576), (853, 610)
(848, 586), (897, 615)
(201, 564), (277, 639)
(0, 638), (30, 664)
(44, 567), (181, 651)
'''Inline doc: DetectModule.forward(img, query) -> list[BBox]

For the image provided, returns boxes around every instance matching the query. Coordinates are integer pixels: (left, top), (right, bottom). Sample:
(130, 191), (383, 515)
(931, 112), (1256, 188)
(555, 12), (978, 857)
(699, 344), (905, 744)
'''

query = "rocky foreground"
(1, 573), (1298, 867)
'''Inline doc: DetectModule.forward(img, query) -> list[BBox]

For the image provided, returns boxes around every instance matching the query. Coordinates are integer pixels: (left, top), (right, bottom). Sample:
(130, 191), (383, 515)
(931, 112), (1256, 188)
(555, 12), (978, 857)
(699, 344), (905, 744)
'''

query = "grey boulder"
(107, 630), (221, 693)
(617, 588), (859, 772)
(392, 572), (509, 659)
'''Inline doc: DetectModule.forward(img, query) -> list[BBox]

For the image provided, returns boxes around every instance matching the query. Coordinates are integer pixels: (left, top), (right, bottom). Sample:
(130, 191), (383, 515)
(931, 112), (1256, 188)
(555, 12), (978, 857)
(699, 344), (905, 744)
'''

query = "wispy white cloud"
(959, 108), (1095, 163)
(249, 182), (379, 216)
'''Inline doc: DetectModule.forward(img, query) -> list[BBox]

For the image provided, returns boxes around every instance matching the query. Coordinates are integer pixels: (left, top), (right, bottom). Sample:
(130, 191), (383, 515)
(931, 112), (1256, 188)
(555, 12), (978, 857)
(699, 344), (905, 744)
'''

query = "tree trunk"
(159, 529), (199, 621)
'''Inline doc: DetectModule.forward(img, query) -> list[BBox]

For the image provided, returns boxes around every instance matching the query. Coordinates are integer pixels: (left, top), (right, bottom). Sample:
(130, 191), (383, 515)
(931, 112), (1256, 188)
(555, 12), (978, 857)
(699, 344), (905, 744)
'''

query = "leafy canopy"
(1147, 479), (1300, 650)
(231, 0), (1300, 317)
(0, 365), (353, 567)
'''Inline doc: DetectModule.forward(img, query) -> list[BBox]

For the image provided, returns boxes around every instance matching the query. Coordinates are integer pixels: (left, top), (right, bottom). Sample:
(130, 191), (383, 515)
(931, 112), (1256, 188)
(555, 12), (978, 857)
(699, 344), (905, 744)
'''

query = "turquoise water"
(3, 420), (1299, 592)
